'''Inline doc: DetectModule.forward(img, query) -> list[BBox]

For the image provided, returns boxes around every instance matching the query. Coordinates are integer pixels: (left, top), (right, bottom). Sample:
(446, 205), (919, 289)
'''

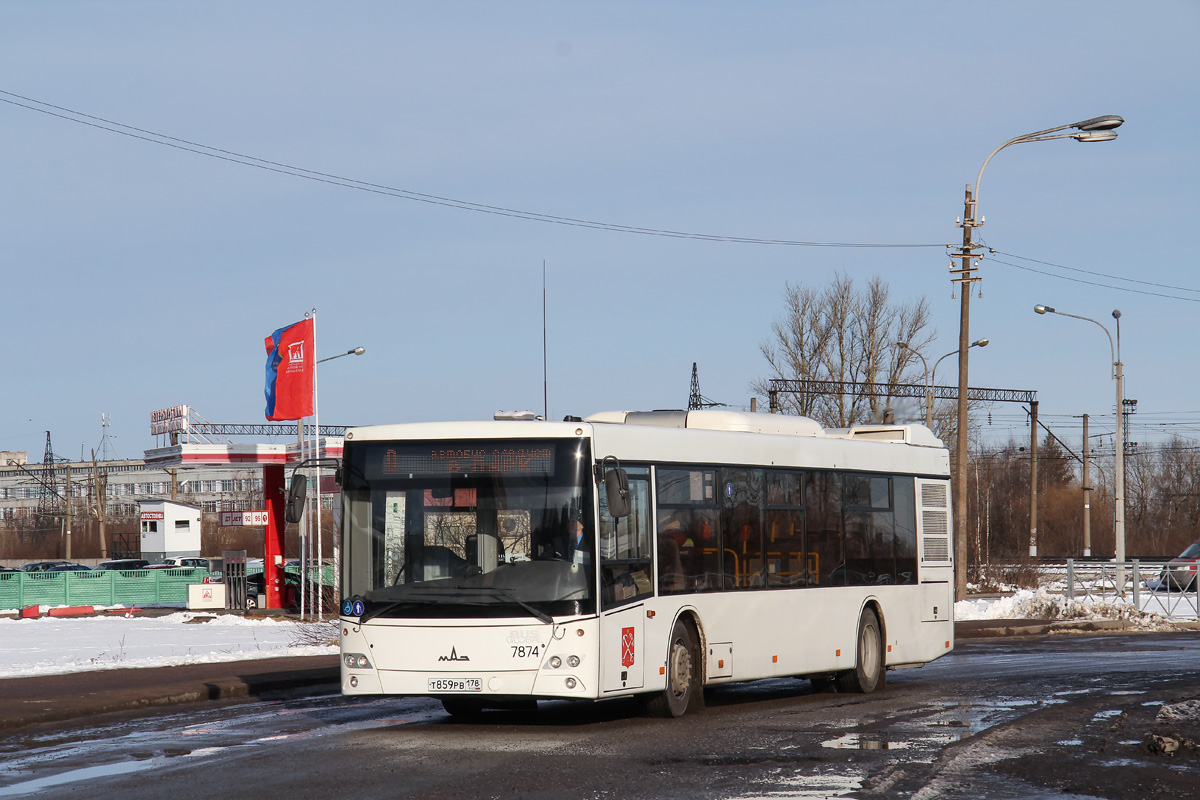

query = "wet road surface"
(1, 633), (1197, 799)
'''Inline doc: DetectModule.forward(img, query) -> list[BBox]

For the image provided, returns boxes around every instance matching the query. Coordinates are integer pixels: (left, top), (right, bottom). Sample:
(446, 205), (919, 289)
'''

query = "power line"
(0, 88), (946, 250)
(983, 249), (1200, 303)
(991, 249), (1200, 295)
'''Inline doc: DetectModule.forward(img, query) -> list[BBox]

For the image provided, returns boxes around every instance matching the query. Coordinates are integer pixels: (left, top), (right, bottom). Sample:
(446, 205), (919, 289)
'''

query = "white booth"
(138, 500), (202, 563)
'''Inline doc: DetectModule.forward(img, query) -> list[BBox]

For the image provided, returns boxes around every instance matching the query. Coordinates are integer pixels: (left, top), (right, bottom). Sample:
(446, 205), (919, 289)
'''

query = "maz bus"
(330, 409), (954, 718)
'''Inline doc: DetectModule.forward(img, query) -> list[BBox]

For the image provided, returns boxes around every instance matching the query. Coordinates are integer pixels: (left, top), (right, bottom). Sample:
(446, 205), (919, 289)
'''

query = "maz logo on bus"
(438, 647), (470, 662)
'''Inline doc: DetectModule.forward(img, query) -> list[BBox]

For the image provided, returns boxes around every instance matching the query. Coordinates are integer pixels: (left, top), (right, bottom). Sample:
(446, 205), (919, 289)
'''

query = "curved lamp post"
(310, 344), (365, 618)
(1035, 304), (1125, 593)
(951, 114), (1122, 600)
(897, 339), (988, 428)
(317, 346), (366, 364)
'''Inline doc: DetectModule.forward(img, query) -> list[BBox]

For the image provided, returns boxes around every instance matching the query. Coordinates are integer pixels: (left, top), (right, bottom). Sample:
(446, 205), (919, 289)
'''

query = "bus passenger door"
(601, 605), (644, 692)
(597, 465), (652, 693)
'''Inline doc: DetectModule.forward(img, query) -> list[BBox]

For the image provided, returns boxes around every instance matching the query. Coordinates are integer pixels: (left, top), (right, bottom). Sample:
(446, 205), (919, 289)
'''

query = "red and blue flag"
(264, 319), (314, 421)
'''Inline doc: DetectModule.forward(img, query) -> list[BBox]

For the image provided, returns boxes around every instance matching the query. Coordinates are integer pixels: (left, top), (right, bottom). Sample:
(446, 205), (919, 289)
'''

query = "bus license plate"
(428, 677), (482, 693)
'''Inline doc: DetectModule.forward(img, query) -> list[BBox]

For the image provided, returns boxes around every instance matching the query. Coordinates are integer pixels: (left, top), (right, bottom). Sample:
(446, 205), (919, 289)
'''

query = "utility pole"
(170, 431), (179, 501)
(1082, 414), (1091, 557)
(950, 185), (981, 600)
(92, 450), (107, 560)
(64, 463), (72, 560)
(1029, 400), (1038, 558)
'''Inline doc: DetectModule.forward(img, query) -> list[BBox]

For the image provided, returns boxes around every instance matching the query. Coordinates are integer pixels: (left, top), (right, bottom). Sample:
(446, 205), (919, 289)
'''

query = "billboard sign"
(220, 510), (269, 527)
(150, 406), (190, 435)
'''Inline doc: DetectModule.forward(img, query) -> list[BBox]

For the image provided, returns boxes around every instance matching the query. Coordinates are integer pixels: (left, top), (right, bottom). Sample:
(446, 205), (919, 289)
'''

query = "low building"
(138, 499), (203, 562)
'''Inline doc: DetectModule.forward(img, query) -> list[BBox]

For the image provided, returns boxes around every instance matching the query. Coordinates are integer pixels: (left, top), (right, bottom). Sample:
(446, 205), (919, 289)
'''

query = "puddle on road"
(0, 758), (161, 797)
(0, 743), (259, 797)
(822, 733), (911, 750)
(734, 768), (863, 800)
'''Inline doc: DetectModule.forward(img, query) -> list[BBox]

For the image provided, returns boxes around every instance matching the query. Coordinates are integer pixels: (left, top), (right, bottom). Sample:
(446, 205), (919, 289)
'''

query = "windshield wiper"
(480, 587), (554, 625)
(355, 586), (552, 625)
(357, 598), (420, 624)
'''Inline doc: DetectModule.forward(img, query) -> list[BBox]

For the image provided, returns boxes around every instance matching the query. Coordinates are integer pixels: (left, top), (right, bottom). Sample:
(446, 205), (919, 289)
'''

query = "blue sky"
(1, 1), (1197, 462)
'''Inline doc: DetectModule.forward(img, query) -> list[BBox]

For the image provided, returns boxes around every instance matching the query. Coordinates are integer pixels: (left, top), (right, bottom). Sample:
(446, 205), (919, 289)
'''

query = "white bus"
(334, 409), (954, 717)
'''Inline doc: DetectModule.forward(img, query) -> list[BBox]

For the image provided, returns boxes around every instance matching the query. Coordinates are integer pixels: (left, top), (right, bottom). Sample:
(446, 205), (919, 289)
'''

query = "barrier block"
(19, 605), (39, 619)
(48, 606), (95, 617)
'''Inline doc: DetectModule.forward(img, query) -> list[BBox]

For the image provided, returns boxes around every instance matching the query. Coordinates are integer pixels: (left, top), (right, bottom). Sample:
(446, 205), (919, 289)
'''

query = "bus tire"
(837, 607), (885, 694)
(647, 619), (700, 718)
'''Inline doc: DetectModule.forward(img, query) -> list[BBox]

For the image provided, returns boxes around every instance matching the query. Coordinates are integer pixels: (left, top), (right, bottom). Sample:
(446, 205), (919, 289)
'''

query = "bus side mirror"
(284, 475), (308, 524)
(604, 468), (631, 519)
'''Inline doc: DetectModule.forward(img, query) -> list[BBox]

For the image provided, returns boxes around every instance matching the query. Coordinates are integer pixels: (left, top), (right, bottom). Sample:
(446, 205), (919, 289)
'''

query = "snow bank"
(955, 587), (1171, 626)
(0, 612), (338, 679)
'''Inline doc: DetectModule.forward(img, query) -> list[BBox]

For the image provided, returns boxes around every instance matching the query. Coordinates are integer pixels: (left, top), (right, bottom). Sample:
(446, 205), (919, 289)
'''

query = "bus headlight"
(549, 656), (562, 669)
(567, 655), (580, 668)
(344, 653), (372, 669)
(565, 678), (577, 689)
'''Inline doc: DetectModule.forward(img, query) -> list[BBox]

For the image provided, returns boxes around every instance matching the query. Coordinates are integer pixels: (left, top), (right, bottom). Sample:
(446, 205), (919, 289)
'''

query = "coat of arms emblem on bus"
(621, 627), (635, 668)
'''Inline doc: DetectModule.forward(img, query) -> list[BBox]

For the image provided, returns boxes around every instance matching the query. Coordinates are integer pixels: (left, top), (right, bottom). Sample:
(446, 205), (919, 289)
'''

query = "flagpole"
(312, 307), (323, 619)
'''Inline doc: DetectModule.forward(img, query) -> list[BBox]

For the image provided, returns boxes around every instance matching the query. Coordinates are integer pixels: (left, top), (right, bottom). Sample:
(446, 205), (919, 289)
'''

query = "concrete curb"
(0, 660), (339, 732)
(955, 618), (1200, 639)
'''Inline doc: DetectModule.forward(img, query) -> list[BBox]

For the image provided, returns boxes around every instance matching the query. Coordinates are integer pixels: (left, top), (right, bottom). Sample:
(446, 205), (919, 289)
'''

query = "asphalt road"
(1, 631), (1198, 799)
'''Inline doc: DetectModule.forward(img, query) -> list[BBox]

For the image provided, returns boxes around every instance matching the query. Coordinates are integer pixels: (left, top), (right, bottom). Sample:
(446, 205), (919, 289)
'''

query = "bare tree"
(755, 272), (935, 428)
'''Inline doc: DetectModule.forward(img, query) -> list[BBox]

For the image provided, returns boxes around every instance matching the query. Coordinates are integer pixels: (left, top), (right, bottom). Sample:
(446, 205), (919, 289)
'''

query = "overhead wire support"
(767, 378), (1036, 406)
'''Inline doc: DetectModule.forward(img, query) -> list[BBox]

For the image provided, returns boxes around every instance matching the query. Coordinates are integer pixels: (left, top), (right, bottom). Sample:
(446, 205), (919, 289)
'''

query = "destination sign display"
(367, 442), (557, 478)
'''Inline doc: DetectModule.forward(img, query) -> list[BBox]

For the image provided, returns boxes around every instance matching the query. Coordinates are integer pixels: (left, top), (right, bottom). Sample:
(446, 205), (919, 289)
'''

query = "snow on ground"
(956, 586), (1198, 624)
(0, 610), (337, 679)
(0, 589), (1193, 680)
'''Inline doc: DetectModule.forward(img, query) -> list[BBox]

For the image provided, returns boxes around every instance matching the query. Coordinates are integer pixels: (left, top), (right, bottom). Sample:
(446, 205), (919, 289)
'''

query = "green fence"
(0, 564), (337, 611)
(0, 569), (209, 610)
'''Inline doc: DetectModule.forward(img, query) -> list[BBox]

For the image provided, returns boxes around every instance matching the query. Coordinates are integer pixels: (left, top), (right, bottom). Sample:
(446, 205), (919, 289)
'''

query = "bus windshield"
(341, 438), (595, 620)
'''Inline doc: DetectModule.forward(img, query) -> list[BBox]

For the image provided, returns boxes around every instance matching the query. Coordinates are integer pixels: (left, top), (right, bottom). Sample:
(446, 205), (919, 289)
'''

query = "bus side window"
(805, 471), (843, 586)
(765, 471), (806, 587)
(893, 478), (917, 584)
(718, 468), (764, 589)
(599, 467), (652, 608)
(657, 468), (721, 594)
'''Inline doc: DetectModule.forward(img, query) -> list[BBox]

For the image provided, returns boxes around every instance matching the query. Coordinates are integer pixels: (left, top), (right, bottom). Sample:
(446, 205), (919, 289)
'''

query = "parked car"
(152, 557), (209, 569)
(1161, 540), (1200, 590)
(46, 563), (91, 572)
(94, 559), (151, 571)
(19, 560), (81, 572)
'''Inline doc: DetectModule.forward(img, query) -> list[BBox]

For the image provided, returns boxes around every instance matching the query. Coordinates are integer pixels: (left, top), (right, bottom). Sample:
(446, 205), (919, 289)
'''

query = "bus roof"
(345, 411), (948, 476)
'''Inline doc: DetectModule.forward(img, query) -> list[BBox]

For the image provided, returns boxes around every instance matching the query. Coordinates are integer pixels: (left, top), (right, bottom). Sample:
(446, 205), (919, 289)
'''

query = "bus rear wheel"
(647, 620), (700, 718)
(836, 607), (885, 694)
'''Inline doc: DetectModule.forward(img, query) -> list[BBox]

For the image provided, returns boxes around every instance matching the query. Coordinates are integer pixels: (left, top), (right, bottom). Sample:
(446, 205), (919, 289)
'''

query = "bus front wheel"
(647, 620), (701, 718)
(837, 607), (885, 694)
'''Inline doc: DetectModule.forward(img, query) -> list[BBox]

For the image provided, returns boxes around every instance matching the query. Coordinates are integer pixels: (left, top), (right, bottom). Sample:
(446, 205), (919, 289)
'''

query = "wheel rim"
(860, 622), (880, 682)
(668, 640), (692, 699)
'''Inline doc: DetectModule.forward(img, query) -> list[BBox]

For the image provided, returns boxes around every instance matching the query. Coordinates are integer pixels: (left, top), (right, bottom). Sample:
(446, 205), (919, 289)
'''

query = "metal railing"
(1062, 559), (1199, 620)
(974, 560), (1199, 620)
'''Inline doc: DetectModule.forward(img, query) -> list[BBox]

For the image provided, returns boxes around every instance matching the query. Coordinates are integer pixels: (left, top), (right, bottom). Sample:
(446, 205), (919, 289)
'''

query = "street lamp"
(309, 344), (364, 618)
(951, 114), (1122, 601)
(1034, 304), (1125, 592)
(317, 346), (365, 364)
(897, 339), (988, 428)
